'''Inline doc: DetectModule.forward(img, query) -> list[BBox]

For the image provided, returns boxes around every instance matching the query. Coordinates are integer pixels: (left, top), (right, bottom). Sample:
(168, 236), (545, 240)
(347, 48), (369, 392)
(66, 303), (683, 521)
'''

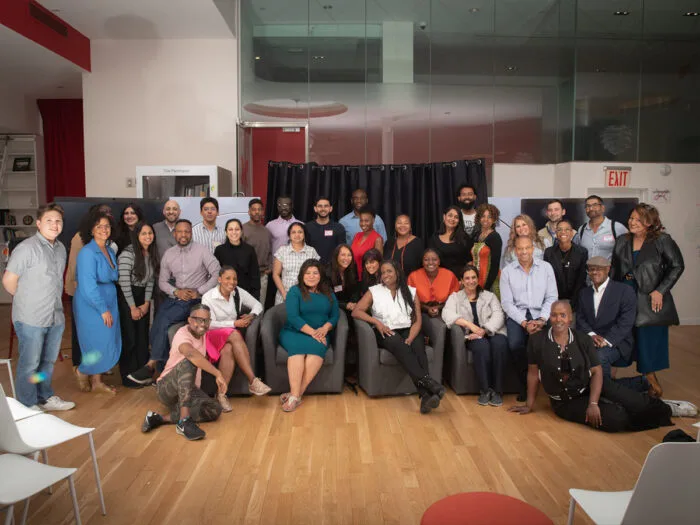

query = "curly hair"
(506, 214), (545, 253)
(475, 203), (500, 230)
(329, 244), (358, 290)
(297, 259), (332, 300)
(129, 222), (160, 282)
(79, 208), (115, 245)
(629, 203), (665, 240)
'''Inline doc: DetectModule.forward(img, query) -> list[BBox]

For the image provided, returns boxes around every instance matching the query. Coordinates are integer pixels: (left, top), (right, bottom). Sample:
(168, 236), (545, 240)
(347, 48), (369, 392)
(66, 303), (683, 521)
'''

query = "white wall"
(493, 161), (700, 325)
(83, 39), (237, 198)
(0, 88), (41, 134)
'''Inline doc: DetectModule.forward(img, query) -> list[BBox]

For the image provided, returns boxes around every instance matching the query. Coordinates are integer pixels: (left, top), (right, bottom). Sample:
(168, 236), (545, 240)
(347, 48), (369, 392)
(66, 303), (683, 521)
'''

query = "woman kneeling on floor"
(353, 260), (445, 414)
(278, 259), (340, 412)
(509, 300), (672, 432)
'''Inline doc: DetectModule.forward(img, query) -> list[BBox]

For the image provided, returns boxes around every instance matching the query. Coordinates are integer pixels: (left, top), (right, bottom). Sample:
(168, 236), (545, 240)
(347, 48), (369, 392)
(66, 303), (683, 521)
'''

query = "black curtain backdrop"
(265, 159), (487, 241)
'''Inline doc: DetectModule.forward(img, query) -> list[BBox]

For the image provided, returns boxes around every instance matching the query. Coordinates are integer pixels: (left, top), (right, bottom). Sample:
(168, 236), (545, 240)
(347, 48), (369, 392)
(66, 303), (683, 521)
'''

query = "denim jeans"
(506, 318), (529, 389)
(13, 321), (65, 406)
(149, 297), (199, 367)
(467, 334), (508, 394)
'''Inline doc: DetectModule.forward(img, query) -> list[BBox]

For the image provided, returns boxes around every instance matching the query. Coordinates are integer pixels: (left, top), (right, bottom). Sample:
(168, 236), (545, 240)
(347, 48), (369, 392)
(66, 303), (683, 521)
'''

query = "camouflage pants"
(156, 360), (222, 423)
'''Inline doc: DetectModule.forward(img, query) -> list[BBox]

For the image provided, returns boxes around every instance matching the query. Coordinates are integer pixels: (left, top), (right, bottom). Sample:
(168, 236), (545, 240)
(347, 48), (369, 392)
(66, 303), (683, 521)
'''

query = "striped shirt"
(117, 246), (155, 307)
(191, 222), (226, 254)
(273, 244), (320, 304)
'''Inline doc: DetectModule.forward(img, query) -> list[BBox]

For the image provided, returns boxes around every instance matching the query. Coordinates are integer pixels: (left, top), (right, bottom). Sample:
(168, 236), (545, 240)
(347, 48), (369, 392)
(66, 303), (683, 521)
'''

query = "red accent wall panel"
(251, 127), (306, 207)
(0, 0), (90, 71)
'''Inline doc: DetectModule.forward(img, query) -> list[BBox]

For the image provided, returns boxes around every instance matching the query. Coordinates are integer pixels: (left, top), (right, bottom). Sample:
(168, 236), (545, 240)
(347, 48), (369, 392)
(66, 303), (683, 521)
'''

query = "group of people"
(2, 186), (686, 440)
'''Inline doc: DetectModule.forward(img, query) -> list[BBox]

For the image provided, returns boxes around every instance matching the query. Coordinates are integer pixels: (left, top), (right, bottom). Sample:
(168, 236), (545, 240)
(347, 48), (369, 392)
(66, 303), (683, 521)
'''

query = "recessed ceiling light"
(684, 12), (699, 16)
(505, 65), (517, 72)
(613, 10), (630, 16)
(255, 56), (261, 60)
(469, 8), (480, 14)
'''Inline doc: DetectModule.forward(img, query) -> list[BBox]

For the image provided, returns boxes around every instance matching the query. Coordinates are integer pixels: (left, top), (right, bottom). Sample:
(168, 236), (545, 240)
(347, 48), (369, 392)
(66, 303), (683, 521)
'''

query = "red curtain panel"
(37, 99), (86, 202)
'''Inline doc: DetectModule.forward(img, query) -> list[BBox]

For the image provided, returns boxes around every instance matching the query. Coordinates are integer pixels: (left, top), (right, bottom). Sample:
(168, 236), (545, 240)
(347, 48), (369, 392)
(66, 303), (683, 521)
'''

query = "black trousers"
(550, 376), (672, 433)
(375, 327), (429, 385)
(69, 296), (82, 366)
(117, 286), (150, 382)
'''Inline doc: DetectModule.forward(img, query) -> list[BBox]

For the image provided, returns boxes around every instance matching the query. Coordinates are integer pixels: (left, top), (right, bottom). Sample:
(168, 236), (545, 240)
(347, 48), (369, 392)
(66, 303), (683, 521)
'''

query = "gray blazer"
(441, 289), (507, 337)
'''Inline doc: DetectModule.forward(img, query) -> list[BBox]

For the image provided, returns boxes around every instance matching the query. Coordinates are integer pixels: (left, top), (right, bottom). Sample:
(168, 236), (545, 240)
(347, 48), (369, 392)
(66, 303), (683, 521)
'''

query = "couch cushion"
(276, 345), (334, 366)
(379, 345), (434, 366)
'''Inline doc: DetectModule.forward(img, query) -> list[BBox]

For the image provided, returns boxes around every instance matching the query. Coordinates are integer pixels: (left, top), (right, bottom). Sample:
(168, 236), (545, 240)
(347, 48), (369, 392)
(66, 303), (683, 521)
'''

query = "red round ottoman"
(421, 492), (554, 525)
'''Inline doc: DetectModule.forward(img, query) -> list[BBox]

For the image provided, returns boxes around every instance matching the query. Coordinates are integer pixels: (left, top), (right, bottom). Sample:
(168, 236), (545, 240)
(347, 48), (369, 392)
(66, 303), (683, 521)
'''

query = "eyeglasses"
(189, 316), (211, 325)
(584, 203), (602, 209)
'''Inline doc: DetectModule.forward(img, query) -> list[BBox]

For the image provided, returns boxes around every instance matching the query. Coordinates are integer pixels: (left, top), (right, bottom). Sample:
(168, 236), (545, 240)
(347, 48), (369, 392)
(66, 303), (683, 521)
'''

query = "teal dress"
(623, 250), (669, 373)
(279, 286), (339, 357)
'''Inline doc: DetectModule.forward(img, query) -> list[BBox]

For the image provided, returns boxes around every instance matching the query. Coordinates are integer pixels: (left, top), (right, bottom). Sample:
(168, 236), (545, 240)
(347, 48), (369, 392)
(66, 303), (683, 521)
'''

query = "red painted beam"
(0, 0), (90, 71)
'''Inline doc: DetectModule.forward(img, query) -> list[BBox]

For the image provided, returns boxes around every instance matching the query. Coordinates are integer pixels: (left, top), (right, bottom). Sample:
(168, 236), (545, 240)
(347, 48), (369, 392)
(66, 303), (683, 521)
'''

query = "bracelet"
(589, 402), (598, 406)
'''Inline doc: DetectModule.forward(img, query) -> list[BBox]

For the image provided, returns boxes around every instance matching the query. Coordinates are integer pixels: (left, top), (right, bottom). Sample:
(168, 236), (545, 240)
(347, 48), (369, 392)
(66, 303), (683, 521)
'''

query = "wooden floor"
(1, 305), (698, 525)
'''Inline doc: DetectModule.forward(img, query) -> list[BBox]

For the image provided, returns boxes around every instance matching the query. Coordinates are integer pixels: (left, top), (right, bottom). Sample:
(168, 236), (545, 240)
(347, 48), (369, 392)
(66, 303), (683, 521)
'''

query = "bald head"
(514, 235), (534, 265)
(163, 200), (181, 225)
(550, 300), (573, 333)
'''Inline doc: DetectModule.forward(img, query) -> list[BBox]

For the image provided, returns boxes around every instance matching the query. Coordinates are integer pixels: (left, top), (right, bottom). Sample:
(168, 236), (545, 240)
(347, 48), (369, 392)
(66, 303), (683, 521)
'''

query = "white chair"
(0, 385), (106, 516)
(694, 422), (700, 442)
(567, 442), (700, 524)
(0, 454), (81, 525)
(0, 358), (15, 397)
(6, 396), (42, 422)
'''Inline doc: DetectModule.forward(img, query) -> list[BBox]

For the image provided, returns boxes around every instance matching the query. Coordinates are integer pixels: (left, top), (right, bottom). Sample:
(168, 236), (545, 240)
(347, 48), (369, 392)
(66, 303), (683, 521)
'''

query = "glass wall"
(240, 0), (700, 178)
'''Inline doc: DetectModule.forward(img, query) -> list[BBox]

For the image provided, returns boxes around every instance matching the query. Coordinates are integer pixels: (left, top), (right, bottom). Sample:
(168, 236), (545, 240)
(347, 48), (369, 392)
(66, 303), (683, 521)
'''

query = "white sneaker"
(217, 393), (232, 413)
(663, 399), (698, 418)
(40, 396), (76, 411)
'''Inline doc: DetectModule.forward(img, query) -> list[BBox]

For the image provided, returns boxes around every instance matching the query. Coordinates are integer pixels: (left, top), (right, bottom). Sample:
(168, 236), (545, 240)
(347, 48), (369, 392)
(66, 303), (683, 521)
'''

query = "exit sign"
(604, 166), (631, 187)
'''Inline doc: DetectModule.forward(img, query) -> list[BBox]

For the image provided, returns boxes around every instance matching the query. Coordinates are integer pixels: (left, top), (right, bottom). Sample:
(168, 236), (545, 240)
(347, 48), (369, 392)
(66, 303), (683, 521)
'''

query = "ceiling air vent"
(29, 2), (68, 37)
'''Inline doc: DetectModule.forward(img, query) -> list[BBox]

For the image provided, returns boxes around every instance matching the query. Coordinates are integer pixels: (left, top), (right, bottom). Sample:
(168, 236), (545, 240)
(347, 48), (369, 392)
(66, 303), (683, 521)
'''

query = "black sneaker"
(176, 417), (206, 441)
(419, 393), (440, 414)
(122, 377), (145, 389)
(128, 365), (154, 385)
(141, 411), (164, 433)
(477, 390), (491, 406)
(489, 391), (504, 407)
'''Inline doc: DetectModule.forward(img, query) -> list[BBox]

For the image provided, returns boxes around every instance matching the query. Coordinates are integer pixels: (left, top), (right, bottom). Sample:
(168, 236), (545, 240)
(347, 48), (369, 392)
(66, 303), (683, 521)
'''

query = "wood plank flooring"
(1, 305), (698, 525)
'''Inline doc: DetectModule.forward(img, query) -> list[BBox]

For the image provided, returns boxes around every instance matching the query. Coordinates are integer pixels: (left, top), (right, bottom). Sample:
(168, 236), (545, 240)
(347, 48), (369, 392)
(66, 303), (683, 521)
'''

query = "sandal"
(92, 382), (117, 395)
(74, 367), (91, 393)
(282, 395), (302, 413)
(280, 392), (291, 404)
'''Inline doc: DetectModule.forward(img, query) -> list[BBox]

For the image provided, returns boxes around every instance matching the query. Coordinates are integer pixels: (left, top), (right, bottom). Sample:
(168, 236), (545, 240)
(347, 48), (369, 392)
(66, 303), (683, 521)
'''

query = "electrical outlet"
(126, 177), (134, 188)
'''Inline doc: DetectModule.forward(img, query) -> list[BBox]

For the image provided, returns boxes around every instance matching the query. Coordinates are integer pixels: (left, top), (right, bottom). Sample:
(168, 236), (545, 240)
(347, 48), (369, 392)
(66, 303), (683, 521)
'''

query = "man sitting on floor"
(577, 256), (648, 393)
(509, 300), (672, 433)
(141, 304), (231, 441)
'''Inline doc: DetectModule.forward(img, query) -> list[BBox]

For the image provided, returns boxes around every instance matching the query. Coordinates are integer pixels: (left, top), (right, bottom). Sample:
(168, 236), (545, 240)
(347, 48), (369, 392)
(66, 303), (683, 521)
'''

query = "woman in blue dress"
(279, 259), (339, 412)
(612, 203), (684, 398)
(74, 208), (121, 394)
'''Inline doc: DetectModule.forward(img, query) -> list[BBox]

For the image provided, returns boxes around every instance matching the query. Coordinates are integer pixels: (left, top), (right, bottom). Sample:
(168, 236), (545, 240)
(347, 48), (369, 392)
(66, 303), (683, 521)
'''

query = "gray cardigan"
(441, 289), (507, 337)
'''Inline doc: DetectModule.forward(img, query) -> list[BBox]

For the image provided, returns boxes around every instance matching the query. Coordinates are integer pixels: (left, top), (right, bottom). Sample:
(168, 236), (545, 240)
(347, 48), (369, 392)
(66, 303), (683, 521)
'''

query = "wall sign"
(604, 166), (631, 187)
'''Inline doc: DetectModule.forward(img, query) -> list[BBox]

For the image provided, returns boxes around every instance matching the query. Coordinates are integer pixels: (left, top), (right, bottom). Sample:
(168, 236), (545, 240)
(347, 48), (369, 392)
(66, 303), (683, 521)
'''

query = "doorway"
(237, 122), (308, 205)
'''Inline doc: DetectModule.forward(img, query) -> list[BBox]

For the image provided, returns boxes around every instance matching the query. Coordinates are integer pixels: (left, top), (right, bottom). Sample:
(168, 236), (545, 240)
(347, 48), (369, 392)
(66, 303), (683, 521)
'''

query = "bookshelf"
(0, 135), (45, 304)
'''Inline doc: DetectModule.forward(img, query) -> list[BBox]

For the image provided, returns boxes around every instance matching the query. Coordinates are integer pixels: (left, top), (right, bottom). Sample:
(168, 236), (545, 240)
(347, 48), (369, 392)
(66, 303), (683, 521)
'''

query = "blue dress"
(74, 240), (122, 375)
(279, 286), (339, 357)
(623, 250), (669, 374)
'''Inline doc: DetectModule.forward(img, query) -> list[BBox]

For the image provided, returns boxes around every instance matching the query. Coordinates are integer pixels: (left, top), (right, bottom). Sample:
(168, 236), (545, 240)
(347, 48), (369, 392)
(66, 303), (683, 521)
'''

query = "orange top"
(407, 268), (460, 305)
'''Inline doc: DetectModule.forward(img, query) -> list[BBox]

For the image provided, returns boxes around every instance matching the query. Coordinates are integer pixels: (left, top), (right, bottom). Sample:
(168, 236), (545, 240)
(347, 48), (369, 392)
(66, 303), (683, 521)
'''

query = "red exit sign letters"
(604, 166), (631, 187)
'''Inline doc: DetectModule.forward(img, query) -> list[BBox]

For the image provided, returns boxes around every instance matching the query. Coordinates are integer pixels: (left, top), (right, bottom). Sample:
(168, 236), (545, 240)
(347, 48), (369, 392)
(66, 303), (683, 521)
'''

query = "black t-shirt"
(214, 241), (261, 300)
(305, 220), (346, 265)
(427, 233), (474, 280)
(527, 329), (600, 398)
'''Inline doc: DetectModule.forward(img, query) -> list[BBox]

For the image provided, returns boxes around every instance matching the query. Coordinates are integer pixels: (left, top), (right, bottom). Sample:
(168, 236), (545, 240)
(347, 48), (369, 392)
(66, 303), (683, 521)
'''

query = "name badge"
(602, 234), (614, 243)
(324, 229), (334, 237)
(334, 285), (343, 293)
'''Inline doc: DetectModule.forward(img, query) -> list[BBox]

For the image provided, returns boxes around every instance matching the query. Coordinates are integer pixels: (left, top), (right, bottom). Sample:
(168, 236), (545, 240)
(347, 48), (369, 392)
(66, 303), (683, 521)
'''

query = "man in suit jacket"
(543, 218), (588, 310)
(576, 256), (648, 392)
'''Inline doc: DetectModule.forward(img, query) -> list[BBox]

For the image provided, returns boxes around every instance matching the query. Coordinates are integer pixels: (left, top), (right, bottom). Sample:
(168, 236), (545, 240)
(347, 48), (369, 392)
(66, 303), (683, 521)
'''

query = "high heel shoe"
(646, 372), (663, 398)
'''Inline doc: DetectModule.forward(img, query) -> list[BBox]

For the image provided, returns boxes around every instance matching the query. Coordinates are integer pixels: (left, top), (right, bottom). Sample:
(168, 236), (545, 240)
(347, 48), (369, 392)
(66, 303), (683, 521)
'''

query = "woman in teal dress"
(612, 204), (684, 398)
(279, 259), (339, 412)
(74, 209), (122, 394)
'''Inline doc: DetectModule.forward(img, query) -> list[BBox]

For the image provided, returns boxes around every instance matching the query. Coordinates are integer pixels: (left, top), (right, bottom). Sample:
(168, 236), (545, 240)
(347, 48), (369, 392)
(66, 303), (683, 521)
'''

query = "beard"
(458, 200), (475, 211)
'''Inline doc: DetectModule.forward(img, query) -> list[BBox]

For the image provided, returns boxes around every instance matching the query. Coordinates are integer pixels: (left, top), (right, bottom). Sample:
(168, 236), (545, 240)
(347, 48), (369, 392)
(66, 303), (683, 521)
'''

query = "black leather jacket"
(611, 233), (684, 327)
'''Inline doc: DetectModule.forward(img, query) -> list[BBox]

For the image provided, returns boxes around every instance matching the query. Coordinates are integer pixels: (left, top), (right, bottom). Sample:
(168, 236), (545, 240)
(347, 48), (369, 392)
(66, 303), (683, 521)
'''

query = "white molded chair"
(0, 358), (15, 397)
(6, 396), (42, 421)
(0, 385), (106, 516)
(0, 454), (81, 525)
(567, 442), (700, 524)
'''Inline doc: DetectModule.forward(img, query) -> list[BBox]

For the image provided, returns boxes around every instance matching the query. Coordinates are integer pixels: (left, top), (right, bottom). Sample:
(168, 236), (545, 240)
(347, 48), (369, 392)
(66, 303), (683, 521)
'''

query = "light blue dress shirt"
(500, 258), (559, 324)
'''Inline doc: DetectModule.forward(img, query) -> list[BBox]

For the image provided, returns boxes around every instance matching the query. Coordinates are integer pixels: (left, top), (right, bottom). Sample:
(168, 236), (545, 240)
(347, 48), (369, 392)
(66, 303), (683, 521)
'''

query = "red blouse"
(351, 230), (381, 278)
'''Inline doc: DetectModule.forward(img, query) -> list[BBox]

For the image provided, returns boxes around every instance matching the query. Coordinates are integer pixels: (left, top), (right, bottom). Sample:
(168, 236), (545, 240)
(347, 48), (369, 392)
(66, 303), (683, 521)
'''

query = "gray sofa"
(167, 316), (261, 396)
(260, 304), (348, 394)
(355, 314), (445, 397)
(446, 325), (521, 394)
